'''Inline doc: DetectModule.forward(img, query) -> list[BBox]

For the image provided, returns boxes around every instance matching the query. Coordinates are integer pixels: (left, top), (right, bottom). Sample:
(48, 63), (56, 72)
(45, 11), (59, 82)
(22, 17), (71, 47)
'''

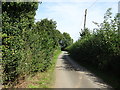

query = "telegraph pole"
(83, 9), (87, 31)
(80, 9), (87, 37)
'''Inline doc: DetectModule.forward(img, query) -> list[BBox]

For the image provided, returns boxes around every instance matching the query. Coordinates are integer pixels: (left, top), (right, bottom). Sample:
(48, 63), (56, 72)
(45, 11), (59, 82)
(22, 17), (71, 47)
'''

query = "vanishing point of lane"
(54, 51), (111, 88)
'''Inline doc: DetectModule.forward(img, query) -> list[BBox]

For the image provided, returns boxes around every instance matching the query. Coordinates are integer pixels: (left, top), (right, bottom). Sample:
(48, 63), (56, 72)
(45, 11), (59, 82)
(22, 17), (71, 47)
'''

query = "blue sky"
(35, 0), (119, 42)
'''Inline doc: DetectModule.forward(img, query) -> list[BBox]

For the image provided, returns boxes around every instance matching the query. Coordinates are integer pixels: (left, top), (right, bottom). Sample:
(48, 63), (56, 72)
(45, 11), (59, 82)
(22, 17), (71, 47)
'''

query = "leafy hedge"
(2, 2), (72, 86)
(67, 8), (120, 74)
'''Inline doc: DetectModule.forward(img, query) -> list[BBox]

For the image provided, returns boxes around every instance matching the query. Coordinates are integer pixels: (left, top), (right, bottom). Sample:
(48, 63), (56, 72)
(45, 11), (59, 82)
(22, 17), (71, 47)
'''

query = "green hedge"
(2, 2), (64, 86)
(67, 8), (120, 74)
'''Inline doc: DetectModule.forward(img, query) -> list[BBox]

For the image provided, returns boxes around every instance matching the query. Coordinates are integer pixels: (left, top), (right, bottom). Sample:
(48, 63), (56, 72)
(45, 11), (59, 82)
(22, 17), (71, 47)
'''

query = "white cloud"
(35, 1), (119, 41)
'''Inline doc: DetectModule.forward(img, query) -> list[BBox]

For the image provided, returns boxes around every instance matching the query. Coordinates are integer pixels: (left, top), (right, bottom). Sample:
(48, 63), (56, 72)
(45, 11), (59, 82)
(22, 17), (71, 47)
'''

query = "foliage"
(2, 2), (39, 85)
(60, 32), (73, 50)
(27, 50), (61, 88)
(80, 28), (91, 37)
(67, 8), (120, 74)
(2, 2), (66, 86)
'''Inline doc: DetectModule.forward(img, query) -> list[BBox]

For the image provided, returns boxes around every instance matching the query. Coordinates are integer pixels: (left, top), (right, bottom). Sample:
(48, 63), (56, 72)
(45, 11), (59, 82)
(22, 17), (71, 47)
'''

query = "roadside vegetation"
(67, 8), (120, 88)
(2, 2), (73, 88)
(14, 50), (61, 88)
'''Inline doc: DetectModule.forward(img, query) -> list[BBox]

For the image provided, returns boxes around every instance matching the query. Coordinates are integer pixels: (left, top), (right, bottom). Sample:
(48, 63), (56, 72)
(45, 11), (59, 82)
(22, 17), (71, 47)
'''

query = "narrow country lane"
(54, 51), (111, 88)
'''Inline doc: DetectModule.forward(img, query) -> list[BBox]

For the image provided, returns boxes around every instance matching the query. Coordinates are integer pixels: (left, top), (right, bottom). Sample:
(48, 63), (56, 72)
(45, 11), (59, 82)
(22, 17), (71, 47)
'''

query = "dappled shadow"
(85, 72), (110, 88)
(56, 57), (74, 71)
(56, 52), (87, 72)
(56, 52), (111, 88)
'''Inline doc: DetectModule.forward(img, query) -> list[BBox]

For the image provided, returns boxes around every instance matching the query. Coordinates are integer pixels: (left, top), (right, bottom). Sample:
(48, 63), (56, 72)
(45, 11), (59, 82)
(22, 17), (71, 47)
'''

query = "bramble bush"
(67, 8), (120, 74)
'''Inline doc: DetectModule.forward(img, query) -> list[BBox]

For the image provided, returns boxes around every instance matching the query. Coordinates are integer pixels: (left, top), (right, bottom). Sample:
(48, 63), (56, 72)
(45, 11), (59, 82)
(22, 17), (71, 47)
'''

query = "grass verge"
(17, 49), (61, 88)
(69, 55), (120, 89)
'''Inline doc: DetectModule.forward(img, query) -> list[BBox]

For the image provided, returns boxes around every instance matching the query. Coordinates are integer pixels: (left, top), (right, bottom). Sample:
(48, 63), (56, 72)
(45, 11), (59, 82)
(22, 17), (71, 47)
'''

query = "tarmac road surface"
(54, 51), (111, 89)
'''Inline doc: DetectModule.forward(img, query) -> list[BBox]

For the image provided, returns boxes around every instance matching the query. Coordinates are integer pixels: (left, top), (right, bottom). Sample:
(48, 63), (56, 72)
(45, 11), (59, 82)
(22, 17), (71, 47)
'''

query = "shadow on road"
(56, 52), (111, 88)
(56, 52), (87, 72)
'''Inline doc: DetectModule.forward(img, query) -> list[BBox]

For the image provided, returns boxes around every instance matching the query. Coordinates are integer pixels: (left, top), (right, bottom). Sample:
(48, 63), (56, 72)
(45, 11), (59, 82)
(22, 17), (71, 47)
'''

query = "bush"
(67, 8), (120, 74)
(2, 2), (64, 86)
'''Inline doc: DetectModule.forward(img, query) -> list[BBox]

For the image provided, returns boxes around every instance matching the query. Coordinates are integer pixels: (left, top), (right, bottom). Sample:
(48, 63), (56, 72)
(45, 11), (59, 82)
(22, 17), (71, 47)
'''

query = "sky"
(35, 0), (119, 42)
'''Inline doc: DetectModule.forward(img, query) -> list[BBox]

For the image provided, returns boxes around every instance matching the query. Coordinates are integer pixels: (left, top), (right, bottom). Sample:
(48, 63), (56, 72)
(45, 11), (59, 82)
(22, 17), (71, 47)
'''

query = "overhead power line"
(80, 0), (98, 32)
(87, 0), (98, 9)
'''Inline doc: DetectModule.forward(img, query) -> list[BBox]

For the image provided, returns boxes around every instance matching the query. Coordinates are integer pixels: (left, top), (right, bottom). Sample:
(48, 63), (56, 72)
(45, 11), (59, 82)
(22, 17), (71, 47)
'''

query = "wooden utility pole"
(83, 9), (87, 31)
(80, 9), (87, 36)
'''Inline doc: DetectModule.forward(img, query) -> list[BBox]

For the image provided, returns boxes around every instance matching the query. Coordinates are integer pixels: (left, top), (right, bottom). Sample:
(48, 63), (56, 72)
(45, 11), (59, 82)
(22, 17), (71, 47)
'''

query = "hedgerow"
(2, 2), (72, 86)
(67, 8), (120, 74)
